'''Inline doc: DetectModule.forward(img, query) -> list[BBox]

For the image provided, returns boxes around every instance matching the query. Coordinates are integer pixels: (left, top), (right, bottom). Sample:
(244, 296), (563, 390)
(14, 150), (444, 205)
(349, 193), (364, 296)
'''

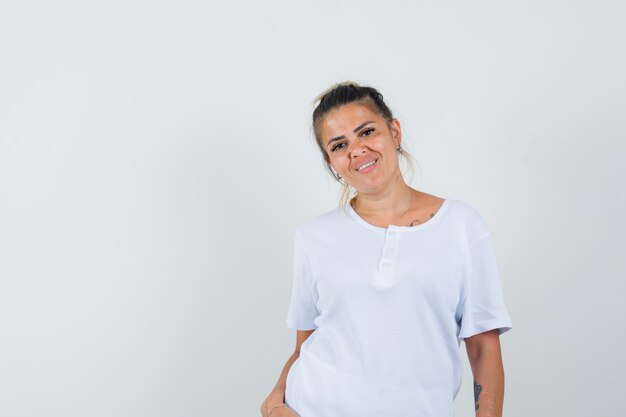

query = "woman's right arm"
(260, 329), (315, 417)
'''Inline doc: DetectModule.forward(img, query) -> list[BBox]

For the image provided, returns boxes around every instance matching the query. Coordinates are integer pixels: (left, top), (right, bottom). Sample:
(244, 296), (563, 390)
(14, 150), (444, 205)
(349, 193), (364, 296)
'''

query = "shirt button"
(388, 231), (396, 236)
(382, 261), (392, 267)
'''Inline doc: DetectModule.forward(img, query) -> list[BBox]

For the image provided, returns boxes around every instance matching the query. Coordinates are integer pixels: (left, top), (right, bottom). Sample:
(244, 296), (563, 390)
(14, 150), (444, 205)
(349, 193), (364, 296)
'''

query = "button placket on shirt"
(377, 227), (399, 286)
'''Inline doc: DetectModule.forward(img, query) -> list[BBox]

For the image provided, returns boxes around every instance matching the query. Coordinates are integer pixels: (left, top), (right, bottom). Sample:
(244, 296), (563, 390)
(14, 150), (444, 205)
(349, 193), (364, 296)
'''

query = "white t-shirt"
(284, 198), (513, 417)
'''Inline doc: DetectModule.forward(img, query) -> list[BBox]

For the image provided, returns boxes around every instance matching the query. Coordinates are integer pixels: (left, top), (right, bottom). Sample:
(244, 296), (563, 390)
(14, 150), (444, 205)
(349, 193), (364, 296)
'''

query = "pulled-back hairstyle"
(311, 81), (416, 211)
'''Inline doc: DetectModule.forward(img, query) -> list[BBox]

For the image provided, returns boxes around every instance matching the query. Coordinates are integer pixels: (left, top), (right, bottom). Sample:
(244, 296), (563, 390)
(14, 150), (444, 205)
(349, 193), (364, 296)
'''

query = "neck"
(351, 180), (414, 217)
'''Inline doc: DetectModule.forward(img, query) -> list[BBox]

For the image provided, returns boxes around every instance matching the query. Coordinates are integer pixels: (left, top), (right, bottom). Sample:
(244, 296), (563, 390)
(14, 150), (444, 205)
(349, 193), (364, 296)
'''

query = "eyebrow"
(327, 121), (375, 146)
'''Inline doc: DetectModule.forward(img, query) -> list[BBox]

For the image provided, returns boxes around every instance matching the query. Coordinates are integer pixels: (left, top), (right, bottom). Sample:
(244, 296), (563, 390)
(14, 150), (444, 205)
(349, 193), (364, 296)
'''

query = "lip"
(354, 157), (379, 172)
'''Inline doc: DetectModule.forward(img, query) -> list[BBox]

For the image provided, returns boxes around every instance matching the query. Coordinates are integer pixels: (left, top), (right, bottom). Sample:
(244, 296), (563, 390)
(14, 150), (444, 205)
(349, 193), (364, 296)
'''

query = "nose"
(348, 140), (367, 158)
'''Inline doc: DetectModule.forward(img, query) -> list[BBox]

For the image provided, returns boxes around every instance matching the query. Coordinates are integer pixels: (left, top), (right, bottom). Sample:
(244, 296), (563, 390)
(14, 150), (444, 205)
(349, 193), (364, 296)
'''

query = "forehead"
(319, 102), (382, 137)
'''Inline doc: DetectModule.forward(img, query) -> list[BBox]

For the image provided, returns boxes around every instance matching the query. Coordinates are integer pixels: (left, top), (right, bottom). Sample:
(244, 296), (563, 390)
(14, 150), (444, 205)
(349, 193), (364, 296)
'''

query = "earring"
(396, 145), (402, 152)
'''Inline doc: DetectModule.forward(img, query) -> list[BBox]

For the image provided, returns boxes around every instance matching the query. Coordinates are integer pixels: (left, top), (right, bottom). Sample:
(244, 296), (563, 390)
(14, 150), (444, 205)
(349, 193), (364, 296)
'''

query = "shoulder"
(445, 198), (486, 222)
(292, 205), (355, 252)
(444, 198), (494, 243)
(295, 205), (347, 236)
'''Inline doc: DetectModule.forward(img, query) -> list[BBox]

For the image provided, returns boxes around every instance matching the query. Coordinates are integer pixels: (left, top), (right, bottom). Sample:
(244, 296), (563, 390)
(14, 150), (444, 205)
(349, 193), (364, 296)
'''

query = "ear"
(389, 118), (402, 147)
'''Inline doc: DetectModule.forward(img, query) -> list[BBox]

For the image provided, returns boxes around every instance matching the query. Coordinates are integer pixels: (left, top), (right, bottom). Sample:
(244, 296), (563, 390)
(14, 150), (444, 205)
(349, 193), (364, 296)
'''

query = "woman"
(260, 82), (513, 417)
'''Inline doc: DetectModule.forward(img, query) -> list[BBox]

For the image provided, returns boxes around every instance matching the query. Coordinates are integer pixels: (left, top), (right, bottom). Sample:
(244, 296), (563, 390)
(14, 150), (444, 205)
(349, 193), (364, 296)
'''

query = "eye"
(361, 128), (375, 137)
(330, 142), (347, 152)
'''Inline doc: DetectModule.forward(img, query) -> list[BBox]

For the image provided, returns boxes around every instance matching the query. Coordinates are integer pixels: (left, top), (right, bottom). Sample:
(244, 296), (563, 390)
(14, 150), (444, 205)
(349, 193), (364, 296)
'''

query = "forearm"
(469, 350), (505, 417)
(264, 352), (300, 405)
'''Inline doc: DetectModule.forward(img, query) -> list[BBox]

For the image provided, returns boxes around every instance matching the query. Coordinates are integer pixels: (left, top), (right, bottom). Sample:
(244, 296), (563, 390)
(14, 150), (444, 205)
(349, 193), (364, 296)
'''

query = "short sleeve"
(286, 229), (319, 330)
(458, 234), (513, 340)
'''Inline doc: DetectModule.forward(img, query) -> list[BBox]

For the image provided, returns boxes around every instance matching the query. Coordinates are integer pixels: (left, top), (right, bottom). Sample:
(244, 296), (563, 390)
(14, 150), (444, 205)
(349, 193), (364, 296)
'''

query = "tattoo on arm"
(474, 380), (482, 411)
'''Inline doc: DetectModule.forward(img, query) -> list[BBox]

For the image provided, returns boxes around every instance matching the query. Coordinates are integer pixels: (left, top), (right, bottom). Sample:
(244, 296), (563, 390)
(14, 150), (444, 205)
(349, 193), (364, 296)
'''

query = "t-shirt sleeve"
(286, 229), (319, 330)
(458, 233), (513, 340)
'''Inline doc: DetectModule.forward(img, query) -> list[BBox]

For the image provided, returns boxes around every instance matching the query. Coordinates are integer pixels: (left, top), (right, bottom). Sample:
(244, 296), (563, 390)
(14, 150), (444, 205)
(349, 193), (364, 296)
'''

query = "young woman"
(260, 82), (513, 417)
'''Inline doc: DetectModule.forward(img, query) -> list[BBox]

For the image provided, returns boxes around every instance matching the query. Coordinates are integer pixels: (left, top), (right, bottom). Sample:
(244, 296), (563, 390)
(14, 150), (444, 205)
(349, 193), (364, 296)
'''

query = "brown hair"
(311, 81), (416, 211)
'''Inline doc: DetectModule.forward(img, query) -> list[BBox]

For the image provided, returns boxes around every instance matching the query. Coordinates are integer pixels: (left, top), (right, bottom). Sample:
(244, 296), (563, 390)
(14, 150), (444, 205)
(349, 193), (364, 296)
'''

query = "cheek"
(334, 160), (353, 175)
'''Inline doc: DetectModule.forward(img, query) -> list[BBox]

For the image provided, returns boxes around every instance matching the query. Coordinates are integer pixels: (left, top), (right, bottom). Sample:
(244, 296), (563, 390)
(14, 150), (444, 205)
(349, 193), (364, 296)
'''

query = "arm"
(260, 329), (315, 417)
(464, 329), (506, 417)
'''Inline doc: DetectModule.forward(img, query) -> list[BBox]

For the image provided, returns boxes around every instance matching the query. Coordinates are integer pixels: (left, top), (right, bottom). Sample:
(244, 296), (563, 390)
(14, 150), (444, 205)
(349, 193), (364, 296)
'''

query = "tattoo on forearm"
(474, 380), (482, 411)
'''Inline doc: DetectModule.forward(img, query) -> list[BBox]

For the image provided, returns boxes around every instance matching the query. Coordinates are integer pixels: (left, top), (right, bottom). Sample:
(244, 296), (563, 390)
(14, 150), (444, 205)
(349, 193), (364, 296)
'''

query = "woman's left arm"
(464, 329), (506, 417)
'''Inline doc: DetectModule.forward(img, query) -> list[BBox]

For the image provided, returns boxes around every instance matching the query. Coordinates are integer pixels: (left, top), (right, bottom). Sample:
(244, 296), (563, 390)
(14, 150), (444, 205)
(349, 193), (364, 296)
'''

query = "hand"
(260, 402), (300, 417)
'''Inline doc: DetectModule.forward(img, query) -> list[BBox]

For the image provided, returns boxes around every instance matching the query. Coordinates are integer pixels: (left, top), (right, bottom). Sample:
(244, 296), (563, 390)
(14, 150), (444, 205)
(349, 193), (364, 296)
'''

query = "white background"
(1, 1), (625, 416)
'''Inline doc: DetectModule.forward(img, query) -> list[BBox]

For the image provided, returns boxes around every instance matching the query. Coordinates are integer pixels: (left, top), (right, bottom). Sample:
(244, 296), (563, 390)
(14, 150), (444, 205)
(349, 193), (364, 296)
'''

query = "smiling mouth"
(356, 158), (378, 171)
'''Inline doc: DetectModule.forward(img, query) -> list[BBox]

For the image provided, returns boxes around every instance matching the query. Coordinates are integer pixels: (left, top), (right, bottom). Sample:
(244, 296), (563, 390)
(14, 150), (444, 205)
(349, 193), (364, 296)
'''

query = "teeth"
(358, 160), (377, 171)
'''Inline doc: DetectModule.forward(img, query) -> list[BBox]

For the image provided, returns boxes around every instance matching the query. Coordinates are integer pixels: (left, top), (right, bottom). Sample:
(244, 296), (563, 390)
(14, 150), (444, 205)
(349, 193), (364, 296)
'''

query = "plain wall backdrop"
(1, 1), (625, 416)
